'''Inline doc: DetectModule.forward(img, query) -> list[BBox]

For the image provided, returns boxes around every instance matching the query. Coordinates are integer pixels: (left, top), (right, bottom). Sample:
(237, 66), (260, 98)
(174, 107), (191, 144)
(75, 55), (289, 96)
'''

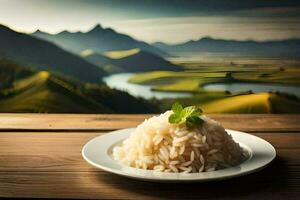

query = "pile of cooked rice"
(113, 111), (247, 173)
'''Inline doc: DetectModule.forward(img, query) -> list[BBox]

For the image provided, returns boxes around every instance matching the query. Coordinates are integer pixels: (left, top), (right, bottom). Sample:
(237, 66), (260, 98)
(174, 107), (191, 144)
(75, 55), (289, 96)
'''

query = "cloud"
(0, 0), (299, 43)
(78, 0), (300, 18)
(105, 15), (300, 43)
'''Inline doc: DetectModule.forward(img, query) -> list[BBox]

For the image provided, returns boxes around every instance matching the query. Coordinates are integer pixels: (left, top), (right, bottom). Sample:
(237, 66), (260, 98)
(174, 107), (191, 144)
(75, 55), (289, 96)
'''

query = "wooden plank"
(0, 132), (299, 173)
(0, 114), (299, 132)
(0, 131), (299, 199)
(0, 132), (299, 152)
(0, 113), (151, 131)
(0, 163), (299, 199)
(0, 147), (299, 173)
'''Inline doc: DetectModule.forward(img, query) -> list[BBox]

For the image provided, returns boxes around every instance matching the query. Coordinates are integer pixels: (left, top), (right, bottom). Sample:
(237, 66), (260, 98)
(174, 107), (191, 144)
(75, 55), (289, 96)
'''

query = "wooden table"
(0, 114), (299, 199)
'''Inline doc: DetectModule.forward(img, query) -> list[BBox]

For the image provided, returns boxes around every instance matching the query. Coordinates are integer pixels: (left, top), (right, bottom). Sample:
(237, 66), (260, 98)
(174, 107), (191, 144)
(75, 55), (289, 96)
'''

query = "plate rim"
(82, 128), (276, 182)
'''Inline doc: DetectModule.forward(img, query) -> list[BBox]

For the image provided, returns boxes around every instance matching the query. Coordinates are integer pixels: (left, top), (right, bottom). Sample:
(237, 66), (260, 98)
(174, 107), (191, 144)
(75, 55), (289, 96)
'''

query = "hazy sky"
(0, 0), (300, 44)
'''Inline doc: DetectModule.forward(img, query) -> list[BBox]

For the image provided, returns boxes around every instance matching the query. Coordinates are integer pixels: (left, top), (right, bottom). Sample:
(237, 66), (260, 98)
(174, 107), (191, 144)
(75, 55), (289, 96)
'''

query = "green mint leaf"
(169, 113), (181, 124)
(171, 102), (183, 114)
(180, 106), (196, 119)
(191, 107), (203, 116)
(186, 116), (204, 128)
(168, 102), (204, 128)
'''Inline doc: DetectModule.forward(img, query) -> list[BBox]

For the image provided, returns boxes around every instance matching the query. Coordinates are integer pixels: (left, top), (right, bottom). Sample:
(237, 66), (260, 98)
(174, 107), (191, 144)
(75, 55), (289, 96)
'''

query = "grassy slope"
(0, 71), (113, 113)
(0, 59), (157, 113)
(154, 92), (300, 114)
(201, 92), (300, 114)
(81, 50), (126, 74)
(129, 71), (227, 92)
(104, 48), (140, 59)
(202, 93), (272, 113)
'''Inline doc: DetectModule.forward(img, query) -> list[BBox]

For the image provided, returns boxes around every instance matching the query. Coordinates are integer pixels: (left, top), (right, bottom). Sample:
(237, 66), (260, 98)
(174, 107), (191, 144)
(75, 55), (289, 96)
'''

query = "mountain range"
(0, 24), (106, 83)
(153, 37), (300, 57)
(32, 24), (166, 56)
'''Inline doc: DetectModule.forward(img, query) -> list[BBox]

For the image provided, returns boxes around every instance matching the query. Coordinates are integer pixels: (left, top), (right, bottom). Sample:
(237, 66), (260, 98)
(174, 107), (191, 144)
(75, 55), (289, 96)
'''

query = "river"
(103, 73), (193, 99)
(104, 73), (300, 99)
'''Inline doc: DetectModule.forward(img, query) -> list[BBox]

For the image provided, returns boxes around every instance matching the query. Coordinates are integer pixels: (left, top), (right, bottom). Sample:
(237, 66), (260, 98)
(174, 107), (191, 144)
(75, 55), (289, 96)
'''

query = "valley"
(0, 59), (155, 113)
(0, 23), (299, 114)
(123, 55), (300, 113)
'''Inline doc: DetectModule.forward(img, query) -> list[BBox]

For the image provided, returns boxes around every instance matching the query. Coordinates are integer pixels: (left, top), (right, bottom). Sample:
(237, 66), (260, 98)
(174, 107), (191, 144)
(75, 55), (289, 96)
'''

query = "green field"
(128, 57), (300, 113)
(129, 65), (300, 92)
(152, 92), (300, 114)
(202, 92), (300, 113)
(104, 48), (140, 59)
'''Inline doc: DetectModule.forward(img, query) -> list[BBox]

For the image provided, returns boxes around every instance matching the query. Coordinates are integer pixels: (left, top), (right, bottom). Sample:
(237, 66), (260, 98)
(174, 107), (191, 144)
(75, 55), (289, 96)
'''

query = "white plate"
(82, 128), (276, 182)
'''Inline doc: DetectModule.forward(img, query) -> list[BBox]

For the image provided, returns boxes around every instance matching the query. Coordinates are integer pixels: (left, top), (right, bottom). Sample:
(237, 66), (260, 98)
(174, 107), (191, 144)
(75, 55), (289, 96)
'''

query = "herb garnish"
(168, 102), (204, 128)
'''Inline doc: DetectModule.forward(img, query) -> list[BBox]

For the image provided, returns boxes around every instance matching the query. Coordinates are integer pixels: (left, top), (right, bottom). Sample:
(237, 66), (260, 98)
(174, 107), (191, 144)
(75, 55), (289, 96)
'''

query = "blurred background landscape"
(0, 0), (300, 114)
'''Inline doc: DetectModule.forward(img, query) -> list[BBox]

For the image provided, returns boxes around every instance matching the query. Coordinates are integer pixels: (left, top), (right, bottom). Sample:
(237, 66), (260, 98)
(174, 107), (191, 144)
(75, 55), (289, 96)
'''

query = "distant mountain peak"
(88, 24), (104, 33)
(199, 36), (214, 41)
(93, 24), (102, 29)
(87, 24), (117, 35)
(57, 30), (72, 35)
(33, 29), (47, 34)
(33, 29), (57, 36)
(34, 29), (42, 33)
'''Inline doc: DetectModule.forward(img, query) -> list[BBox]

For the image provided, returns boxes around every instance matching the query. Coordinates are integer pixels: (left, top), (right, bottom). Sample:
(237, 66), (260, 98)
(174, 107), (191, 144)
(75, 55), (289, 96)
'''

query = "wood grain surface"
(0, 114), (299, 199)
(0, 114), (299, 132)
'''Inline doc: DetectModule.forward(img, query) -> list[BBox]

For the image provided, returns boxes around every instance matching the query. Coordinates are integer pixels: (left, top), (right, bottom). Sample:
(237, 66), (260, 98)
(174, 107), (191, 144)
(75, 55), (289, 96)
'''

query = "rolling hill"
(0, 59), (156, 113)
(32, 24), (166, 56)
(201, 92), (300, 113)
(80, 49), (125, 73)
(153, 37), (300, 57)
(82, 48), (181, 73)
(0, 24), (106, 83)
(0, 71), (111, 113)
